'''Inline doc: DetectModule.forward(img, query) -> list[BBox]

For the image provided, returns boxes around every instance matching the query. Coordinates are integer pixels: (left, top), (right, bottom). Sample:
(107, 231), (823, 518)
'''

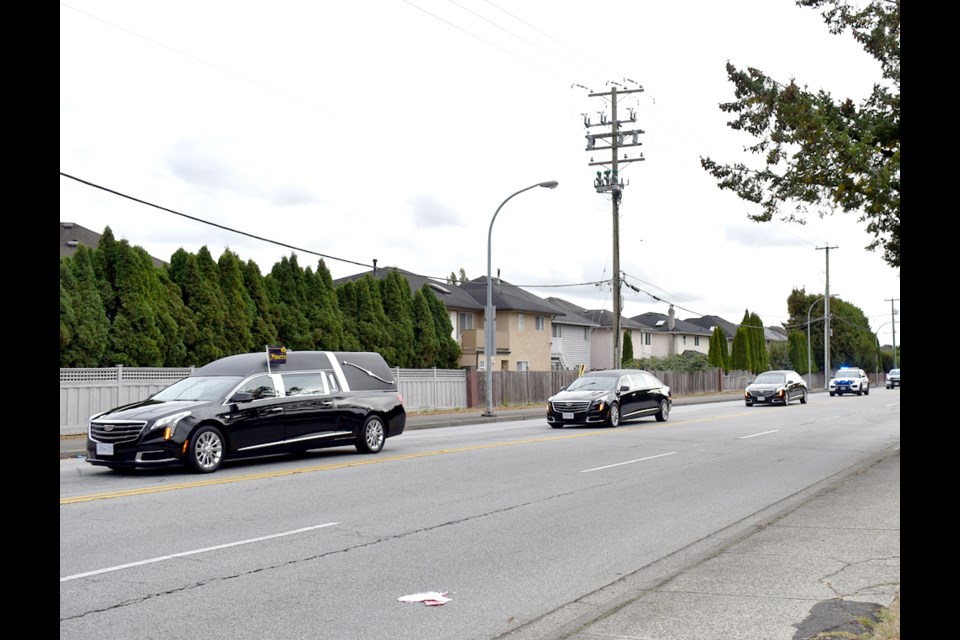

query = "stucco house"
(543, 297), (601, 371)
(458, 277), (566, 371)
(631, 305), (712, 357)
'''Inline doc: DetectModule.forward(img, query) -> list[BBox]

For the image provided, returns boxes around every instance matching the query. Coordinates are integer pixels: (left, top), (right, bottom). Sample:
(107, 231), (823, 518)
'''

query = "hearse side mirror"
(619, 385), (629, 393)
(230, 392), (255, 404)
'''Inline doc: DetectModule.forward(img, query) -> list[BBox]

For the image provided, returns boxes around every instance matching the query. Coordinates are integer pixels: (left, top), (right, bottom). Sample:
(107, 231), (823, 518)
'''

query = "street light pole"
(483, 181), (558, 417)
(806, 297), (825, 389)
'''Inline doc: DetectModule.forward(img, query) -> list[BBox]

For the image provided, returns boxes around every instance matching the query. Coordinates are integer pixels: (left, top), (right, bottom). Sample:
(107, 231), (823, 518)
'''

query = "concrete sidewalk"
(508, 448), (900, 640)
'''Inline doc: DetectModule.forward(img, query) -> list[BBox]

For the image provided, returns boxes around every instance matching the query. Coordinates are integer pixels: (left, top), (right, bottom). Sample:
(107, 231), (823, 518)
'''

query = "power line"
(60, 172), (373, 269)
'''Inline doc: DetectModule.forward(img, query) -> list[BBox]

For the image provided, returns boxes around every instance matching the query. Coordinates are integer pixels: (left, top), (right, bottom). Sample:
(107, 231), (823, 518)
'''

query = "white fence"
(60, 366), (466, 435)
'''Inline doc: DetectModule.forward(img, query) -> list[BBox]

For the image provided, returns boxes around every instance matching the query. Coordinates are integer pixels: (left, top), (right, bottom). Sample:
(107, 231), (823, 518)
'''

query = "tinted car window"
(281, 373), (326, 396)
(238, 374), (277, 400)
(153, 376), (242, 401)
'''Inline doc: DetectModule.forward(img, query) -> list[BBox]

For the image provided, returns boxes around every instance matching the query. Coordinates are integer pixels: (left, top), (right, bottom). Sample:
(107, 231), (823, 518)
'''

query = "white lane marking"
(60, 522), (339, 583)
(737, 429), (780, 439)
(580, 451), (677, 473)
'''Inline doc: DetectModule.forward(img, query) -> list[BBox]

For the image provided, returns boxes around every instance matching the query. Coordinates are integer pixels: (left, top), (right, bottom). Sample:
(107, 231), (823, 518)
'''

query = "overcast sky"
(60, 0), (901, 346)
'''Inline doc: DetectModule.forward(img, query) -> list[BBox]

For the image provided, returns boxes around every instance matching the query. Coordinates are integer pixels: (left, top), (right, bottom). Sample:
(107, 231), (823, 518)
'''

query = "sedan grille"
(752, 389), (775, 398)
(552, 401), (591, 413)
(90, 420), (146, 444)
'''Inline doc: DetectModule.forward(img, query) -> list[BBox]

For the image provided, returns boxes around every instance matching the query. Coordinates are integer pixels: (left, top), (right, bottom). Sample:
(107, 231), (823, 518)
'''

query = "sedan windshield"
(835, 370), (860, 378)
(566, 376), (617, 392)
(753, 372), (786, 385)
(152, 376), (243, 401)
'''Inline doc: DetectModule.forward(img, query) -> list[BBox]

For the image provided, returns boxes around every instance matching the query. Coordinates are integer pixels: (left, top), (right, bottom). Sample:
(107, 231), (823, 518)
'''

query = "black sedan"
(744, 370), (808, 406)
(547, 369), (671, 428)
(86, 351), (406, 473)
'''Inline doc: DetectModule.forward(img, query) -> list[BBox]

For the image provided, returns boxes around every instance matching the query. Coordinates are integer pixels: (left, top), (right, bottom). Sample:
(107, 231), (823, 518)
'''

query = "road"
(60, 392), (900, 640)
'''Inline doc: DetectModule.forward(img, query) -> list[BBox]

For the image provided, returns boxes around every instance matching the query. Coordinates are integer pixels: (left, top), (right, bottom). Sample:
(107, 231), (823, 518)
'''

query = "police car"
(828, 367), (870, 396)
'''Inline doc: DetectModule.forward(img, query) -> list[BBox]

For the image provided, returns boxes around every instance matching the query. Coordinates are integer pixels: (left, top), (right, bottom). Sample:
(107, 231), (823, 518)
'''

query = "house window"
(516, 361), (529, 372)
(585, 327), (590, 341)
(459, 312), (474, 331)
(477, 358), (486, 371)
(535, 316), (545, 331)
(694, 336), (700, 346)
(552, 323), (561, 338)
(682, 335), (687, 345)
(643, 332), (651, 345)
(518, 313), (525, 330)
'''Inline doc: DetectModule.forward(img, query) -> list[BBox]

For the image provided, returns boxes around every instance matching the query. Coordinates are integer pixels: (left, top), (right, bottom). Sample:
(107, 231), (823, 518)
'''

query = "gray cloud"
(166, 140), (247, 191)
(408, 194), (465, 228)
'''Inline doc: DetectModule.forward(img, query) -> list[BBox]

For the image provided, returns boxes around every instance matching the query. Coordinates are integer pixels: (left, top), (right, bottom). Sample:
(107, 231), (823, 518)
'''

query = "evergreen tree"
(155, 269), (194, 366)
(63, 246), (110, 366)
(788, 331), (814, 373)
(267, 254), (312, 349)
(243, 260), (279, 351)
(422, 284), (460, 368)
(786, 288), (878, 371)
(168, 249), (225, 364)
(412, 289), (439, 367)
(621, 331), (634, 367)
(708, 325), (730, 373)
(354, 275), (391, 358)
(59, 260), (77, 366)
(336, 280), (363, 351)
(749, 311), (769, 373)
(306, 259), (345, 351)
(731, 315), (753, 373)
(104, 240), (164, 366)
(218, 249), (254, 354)
(381, 271), (415, 367)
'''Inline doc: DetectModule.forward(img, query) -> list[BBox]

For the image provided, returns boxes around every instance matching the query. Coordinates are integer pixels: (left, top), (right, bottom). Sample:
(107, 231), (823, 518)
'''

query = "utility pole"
(816, 245), (838, 387)
(583, 82), (645, 367)
(885, 297), (900, 368)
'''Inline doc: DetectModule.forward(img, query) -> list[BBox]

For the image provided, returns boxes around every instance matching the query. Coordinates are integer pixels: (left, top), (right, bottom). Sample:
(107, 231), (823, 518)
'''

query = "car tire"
(187, 425), (224, 473)
(356, 415), (386, 454)
(655, 399), (670, 422)
(607, 403), (621, 427)
(782, 393), (791, 406)
(800, 390), (807, 404)
(829, 391), (835, 397)
(864, 384), (870, 396)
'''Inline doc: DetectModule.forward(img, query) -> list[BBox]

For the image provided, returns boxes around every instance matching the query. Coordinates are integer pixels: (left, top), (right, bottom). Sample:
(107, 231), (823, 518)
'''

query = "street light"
(483, 180), (558, 417)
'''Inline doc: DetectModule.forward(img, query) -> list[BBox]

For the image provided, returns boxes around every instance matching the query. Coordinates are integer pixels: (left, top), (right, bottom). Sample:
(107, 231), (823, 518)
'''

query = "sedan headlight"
(591, 399), (606, 412)
(150, 411), (191, 439)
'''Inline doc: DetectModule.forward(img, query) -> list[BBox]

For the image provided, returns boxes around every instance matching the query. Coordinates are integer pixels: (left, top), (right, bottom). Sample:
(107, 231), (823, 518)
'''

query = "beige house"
(632, 306), (713, 357)
(458, 277), (565, 371)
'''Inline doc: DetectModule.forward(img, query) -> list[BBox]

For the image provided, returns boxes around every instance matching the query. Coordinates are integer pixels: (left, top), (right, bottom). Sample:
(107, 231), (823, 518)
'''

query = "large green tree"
(422, 285), (461, 368)
(61, 246), (110, 367)
(701, 0), (900, 268)
(786, 288), (878, 371)
(749, 311), (770, 373)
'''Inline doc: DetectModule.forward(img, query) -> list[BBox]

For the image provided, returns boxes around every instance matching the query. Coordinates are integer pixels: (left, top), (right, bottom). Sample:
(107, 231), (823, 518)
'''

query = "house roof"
(60, 222), (167, 268)
(459, 277), (566, 316)
(684, 315), (738, 339)
(584, 309), (649, 330)
(334, 267), (484, 311)
(631, 312), (712, 336)
(764, 326), (789, 342)
(544, 297), (601, 327)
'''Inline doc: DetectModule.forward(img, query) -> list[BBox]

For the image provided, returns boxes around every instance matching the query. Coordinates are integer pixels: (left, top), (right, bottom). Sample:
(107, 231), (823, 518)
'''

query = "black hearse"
(86, 351), (406, 473)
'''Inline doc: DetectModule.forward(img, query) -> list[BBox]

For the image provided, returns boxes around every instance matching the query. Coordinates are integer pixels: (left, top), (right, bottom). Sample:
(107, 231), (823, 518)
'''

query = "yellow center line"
(61, 411), (754, 505)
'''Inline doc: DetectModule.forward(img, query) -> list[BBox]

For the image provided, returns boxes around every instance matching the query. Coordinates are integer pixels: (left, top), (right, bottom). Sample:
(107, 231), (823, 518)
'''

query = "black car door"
(222, 374), (288, 454)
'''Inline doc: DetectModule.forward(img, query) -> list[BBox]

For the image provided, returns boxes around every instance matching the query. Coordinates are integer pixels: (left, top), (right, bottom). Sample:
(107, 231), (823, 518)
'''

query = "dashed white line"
(60, 522), (339, 583)
(580, 451), (677, 473)
(737, 429), (780, 439)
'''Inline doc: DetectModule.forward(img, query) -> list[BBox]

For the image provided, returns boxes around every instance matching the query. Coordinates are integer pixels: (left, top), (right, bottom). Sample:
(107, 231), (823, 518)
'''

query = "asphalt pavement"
(60, 391), (900, 639)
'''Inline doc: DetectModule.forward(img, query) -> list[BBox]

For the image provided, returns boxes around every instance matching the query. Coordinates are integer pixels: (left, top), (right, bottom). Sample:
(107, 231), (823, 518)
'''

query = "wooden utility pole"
(584, 83), (645, 367)
(885, 297), (900, 368)
(816, 245), (838, 385)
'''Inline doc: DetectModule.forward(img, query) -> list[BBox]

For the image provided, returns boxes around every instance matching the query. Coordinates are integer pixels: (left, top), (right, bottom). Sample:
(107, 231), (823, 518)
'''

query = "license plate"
(563, 412), (574, 420)
(756, 397), (765, 402)
(97, 442), (114, 456)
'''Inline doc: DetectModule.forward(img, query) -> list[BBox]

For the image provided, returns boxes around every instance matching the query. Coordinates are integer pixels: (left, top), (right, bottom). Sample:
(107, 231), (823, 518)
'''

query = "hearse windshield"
(152, 376), (243, 402)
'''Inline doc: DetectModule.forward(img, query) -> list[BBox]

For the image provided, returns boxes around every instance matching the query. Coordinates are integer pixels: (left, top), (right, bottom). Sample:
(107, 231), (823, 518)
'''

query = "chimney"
(372, 258), (378, 275)
(668, 304), (676, 331)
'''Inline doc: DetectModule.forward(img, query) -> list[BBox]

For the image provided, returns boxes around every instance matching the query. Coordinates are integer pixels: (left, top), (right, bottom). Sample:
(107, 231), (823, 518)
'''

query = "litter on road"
(397, 592), (451, 606)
